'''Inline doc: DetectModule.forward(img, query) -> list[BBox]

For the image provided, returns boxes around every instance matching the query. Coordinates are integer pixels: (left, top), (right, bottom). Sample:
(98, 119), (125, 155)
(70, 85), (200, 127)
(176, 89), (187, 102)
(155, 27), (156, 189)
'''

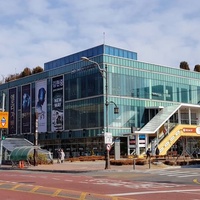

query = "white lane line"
(52, 178), (60, 181)
(108, 189), (200, 196)
(143, 170), (200, 178)
(178, 174), (199, 178)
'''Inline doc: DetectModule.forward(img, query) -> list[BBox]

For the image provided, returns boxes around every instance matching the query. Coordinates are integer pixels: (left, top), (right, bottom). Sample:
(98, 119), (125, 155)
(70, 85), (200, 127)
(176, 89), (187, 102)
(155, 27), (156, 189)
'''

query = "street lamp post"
(81, 57), (119, 169)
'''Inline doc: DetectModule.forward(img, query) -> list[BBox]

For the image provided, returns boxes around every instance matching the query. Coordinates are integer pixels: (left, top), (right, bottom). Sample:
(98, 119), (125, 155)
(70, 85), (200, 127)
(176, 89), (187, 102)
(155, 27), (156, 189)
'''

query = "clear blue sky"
(1, 0), (200, 79)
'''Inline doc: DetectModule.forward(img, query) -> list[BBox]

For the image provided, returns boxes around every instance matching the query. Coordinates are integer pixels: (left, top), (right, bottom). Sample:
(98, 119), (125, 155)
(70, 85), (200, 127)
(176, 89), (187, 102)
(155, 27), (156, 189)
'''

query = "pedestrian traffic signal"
(2, 135), (5, 140)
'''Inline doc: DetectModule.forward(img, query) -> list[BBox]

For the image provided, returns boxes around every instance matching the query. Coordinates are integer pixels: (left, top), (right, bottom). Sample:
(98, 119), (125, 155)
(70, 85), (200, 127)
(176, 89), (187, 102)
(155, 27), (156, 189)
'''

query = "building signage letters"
(182, 128), (196, 133)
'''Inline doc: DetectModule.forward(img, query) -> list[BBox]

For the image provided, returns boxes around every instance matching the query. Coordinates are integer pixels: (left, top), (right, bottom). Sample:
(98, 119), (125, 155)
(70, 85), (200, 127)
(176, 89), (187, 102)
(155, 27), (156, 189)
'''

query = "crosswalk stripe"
(136, 169), (199, 178)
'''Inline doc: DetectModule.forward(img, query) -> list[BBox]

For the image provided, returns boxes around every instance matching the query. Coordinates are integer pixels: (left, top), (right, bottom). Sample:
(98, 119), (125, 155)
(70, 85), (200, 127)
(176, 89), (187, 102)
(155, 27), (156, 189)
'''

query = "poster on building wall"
(35, 79), (47, 132)
(51, 75), (64, 132)
(9, 88), (17, 134)
(21, 84), (31, 133)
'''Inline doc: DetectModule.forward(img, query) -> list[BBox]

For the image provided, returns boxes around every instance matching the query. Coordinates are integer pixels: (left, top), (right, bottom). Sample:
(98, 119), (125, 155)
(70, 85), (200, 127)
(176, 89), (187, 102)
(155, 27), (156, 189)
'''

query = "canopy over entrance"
(10, 146), (51, 162)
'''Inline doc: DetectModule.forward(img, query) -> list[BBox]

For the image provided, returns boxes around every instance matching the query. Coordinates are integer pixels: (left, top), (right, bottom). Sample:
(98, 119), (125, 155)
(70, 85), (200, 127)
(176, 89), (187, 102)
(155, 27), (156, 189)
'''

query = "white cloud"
(0, 0), (200, 79)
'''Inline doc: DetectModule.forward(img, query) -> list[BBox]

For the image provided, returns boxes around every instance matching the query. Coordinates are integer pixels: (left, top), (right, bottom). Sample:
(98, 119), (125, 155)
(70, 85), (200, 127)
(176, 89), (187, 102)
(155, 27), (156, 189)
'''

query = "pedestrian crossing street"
(137, 168), (200, 178)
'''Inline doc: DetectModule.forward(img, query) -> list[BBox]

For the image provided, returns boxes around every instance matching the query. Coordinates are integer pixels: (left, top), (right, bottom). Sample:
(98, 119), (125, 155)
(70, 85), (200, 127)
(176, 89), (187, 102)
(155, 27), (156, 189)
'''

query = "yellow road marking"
(0, 181), (133, 200)
(11, 184), (22, 190)
(193, 179), (200, 184)
(52, 188), (62, 197)
(30, 186), (41, 193)
(79, 192), (87, 200)
(112, 197), (119, 200)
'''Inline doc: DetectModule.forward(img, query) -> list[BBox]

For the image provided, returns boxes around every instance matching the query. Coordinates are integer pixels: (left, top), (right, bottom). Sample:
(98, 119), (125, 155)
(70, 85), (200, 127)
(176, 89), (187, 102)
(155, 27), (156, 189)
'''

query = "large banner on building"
(21, 84), (31, 133)
(35, 79), (47, 133)
(51, 75), (64, 132)
(9, 88), (17, 134)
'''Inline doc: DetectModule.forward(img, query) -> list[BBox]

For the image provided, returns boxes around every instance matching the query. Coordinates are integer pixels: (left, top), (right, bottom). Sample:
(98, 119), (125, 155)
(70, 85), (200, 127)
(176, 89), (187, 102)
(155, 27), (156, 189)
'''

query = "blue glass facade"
(1, 44), (200, 157)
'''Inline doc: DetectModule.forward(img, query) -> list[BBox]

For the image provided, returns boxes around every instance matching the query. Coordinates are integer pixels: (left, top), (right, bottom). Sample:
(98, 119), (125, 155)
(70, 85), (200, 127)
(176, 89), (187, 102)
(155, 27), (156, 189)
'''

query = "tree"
(5, 74), (19, 82)
(194, 64), (200, 72)
(20, 67), (32, 77)
(32, 66), (43, 74)
(180, 61), (190, 70)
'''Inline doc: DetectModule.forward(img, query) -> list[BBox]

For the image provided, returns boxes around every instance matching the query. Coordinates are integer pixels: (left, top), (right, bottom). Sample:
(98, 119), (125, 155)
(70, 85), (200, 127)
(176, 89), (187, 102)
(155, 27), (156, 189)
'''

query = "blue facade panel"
(44, 44), (137, 71)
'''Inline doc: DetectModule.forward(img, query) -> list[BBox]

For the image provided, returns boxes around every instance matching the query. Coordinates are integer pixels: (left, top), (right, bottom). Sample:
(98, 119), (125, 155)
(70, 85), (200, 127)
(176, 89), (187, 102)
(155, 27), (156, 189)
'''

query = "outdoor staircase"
(157, 124), (199, 155)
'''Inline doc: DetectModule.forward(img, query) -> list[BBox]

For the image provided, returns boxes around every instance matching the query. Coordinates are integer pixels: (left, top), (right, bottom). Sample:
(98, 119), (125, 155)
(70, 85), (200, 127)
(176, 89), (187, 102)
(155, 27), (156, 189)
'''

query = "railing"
(150, 122), (177, 148)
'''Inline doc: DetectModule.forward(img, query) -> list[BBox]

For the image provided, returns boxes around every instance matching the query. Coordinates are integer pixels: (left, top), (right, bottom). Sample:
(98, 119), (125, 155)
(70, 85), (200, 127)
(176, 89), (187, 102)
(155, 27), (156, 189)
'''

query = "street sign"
(104, 132), (112, 144)
(0, 112), (9, 129)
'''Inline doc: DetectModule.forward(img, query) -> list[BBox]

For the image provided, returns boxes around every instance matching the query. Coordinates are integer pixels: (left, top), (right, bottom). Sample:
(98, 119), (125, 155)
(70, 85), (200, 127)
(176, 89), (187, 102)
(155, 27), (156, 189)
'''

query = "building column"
(197, 111), (200, 125)
(127, 136), (130, 156)
(178, 109), (181, 124)
(135, 134), (140, 155)
(188, 108), (191, 125)
(145, 134), (149, 149)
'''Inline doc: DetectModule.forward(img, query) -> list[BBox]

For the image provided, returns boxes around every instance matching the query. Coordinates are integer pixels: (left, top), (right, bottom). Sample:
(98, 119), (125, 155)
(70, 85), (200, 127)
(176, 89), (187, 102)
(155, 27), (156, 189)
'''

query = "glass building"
(1, 44), (200, 158)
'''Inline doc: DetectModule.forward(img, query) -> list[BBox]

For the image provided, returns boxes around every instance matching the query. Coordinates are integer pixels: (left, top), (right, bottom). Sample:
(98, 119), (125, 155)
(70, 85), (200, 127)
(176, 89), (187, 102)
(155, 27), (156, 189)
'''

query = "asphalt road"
(0, 166), (200, 200)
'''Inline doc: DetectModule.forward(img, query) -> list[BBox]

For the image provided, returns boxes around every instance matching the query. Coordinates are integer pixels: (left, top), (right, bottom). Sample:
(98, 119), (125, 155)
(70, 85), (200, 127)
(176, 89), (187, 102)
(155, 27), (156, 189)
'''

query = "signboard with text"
(104, 132), (112, 144)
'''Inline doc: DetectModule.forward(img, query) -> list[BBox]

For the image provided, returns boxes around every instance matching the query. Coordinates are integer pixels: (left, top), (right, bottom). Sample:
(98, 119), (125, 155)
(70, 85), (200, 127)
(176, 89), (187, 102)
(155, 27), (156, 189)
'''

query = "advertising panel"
(35, 79), (47, 133)
(0, 112), (9, 128)
(51, 75), (64, 132)
(9, 88), (17, 134)
(21, 84), (31, 133)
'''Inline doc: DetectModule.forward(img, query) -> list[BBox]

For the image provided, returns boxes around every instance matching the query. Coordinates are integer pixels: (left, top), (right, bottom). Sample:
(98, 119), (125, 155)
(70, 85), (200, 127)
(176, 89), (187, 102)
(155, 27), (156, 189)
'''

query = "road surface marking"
(11, 184), (22, 190)
(109, 189), (200, 196)
(52, 188), (62, 197)
(64, 179), (73, 182)
(141, 169), (200, 178)
(193, 179), (200, 184)
(30, 186), (41, 192)
(79, 192), (87, 200)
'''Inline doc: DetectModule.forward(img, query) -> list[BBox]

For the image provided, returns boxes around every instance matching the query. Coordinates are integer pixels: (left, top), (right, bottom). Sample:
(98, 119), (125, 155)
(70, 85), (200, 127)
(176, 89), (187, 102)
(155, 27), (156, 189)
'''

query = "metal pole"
(81, 58), (112, 169)
(149, 156), (151, 169)
(133, 158), (136, 170)
(105, 65), (111, 169)
(0, 92), (5, 166)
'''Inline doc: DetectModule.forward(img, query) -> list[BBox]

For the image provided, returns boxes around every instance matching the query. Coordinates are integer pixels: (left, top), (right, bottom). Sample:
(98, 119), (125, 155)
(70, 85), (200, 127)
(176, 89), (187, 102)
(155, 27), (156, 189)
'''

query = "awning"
(135, 104), (181, 134)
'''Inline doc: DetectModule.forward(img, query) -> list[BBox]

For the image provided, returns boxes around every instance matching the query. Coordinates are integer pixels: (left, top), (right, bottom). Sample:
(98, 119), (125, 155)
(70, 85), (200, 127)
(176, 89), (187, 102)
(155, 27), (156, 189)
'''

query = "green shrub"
(28, 153), (52, 165)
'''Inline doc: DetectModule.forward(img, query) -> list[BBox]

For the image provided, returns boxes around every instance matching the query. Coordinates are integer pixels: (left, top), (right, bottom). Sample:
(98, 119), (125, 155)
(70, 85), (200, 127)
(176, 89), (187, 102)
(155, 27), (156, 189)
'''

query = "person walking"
(57, 149), (61, 163)
(146, 148), (151, 159)
(155, 146), (160, 162)
(60, 149), (65, 163)
(155, 146), (160, 158)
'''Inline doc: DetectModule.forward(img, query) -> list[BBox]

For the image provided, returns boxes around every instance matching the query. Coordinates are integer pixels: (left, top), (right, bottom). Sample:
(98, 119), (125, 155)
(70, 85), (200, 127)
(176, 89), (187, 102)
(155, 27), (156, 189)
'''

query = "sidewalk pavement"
(0, 160), (176, 173)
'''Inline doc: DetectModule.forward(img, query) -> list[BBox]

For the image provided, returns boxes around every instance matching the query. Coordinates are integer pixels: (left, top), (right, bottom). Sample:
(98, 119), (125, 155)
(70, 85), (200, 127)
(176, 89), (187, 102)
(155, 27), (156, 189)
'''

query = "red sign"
(106, 144), (111, 151)
(182, 128), (196, 133)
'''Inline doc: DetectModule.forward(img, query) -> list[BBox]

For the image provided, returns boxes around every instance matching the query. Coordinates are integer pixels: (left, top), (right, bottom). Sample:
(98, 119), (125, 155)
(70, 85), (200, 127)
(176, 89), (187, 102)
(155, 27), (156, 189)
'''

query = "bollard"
(148, 157), (150, 169)
(133, 158), (136, 170)
(21, 161), (24, 168)
(18, 161), (21, 168)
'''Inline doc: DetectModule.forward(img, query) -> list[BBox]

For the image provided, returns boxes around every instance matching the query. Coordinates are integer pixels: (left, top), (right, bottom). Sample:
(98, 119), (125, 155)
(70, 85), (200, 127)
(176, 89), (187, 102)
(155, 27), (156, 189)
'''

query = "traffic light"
(1, 129), (6, 140)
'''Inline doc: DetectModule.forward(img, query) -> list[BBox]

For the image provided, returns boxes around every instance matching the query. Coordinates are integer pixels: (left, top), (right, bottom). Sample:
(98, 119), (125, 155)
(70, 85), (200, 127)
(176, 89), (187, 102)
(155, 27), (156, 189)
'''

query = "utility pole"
(0, 92), (5, 166)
